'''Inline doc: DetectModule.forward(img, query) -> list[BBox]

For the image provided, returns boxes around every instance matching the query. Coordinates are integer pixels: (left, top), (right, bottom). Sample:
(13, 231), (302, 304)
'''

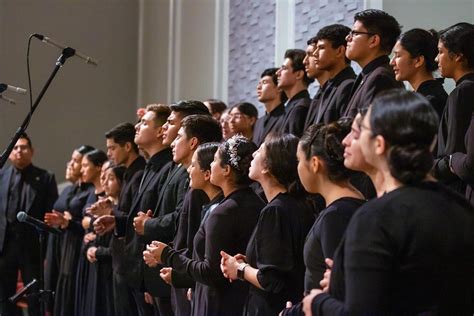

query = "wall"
(0, 0), (139, 182)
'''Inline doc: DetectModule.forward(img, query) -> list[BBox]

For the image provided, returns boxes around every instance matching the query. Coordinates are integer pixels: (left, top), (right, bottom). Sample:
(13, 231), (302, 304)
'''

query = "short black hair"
(19, 132), (32, 148)
(260, 67), (288, 103)
(284, 49), (315, 86)
(307, 36), (319, 46)
(439, 22), (474, 69)
(145, 104), (171, 127)
(170, 100), (211, 118)
(354, 9), (402, 53)
(76, 145), (95, 155)
(204, 99), (227, 115)
(105, 122), (139, 153)
(316, 24), (352, 64)
(399, 28), (439, 72)
(181, 115), (223, 144)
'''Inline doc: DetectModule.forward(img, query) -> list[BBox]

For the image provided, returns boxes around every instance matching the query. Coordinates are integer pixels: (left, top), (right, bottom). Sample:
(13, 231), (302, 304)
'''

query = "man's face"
(9, 138), (33, 170)
(345, 20), (374, 64)
(134, 111), (160, 149)
(303, 44), (320, 79)
(106, 138), (129, 166)
(171, 127), (194, 165)
(162, 111), (183, 146)
(315, 39), (342, 72)
(256, 75), (280, 103)
(276, 58), (299, 90)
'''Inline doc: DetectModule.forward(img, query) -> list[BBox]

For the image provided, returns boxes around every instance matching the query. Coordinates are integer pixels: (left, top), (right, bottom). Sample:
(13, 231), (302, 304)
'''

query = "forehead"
(106, 138), (119, 146)
(353, 20), (367, 31)
(260, 75), (274, 83)
(15, 138), (30, 147)
(177, 126), (186, 136)
(143, 111), (156, 122)
(282, 57), (293, 67)
(305, 44), (315, 53)
(230, 107), (242, 114)
(72, 150), (83, 160)
(168, 111), (182, 122)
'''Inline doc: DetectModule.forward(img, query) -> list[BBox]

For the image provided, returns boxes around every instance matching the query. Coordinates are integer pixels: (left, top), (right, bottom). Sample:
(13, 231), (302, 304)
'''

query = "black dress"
(311, 182), (474, 315)
(416, 78), (448, 121)
(53, 183), (92, 316)
(161, 187), (265, 316)
(243, 193), (314, 316)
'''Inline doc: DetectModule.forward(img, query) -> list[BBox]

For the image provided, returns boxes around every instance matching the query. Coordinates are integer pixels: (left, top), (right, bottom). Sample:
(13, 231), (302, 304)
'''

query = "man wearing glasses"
(343, 9), (403, 118)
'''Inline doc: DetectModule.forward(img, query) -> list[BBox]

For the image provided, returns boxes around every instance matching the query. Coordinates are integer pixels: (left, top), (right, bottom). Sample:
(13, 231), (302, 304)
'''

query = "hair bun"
(388, 144), (433, 184)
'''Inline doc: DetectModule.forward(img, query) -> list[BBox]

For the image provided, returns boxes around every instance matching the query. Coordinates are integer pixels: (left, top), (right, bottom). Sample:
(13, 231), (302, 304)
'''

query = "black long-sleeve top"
(281, 89), (311, 137)
(416, 78), (448, 121)
(311, 182), (474, 315)
(161, 187), (265, 316)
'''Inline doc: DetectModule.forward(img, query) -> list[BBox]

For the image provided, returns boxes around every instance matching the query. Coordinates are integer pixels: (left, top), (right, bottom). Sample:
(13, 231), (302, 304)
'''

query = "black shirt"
(417, 78), (448, 121)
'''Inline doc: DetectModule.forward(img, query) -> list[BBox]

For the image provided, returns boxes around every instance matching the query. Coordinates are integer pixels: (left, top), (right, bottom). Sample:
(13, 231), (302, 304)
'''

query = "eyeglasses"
(347, 30), (376, 38)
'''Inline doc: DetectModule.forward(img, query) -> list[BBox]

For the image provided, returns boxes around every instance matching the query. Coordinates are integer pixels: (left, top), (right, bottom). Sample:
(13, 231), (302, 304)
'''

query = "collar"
(362, 55), (390, 76)
(456, 72), (474, 86)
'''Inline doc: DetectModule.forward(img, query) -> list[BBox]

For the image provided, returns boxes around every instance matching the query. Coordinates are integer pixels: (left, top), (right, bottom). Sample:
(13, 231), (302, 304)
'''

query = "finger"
(286, 301), (292, 308)
(325, 258), (333, 268)
(146, 210), (153, 217)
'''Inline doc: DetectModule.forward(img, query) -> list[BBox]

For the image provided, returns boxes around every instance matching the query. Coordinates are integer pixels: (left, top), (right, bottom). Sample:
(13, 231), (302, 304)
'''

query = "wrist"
(237, 262), (249, 281)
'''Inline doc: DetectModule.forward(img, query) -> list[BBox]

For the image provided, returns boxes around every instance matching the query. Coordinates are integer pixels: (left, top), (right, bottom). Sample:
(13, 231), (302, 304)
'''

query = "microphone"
(17, 211), (61, 235)
(9, 279), (37, 304)
(0, 83), (27, 95)
(33, 33), (99, 66)
(0, 95), (16, 105)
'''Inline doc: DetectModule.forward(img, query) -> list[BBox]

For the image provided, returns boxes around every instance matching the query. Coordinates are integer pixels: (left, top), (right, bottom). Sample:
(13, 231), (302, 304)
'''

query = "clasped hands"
(142, 240), (167, 268)
(220, 251), (246, 282)
(44, 210), (72, 229)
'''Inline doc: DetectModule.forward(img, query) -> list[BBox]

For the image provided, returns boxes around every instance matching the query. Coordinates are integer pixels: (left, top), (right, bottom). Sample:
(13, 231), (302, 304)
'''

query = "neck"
(92, 178), (103, 194)
(453, 69), (474, 83)
(366, 168), (386, 197)
(180, 155), (193, 170)
(124, 152), (140, 168)
(327, 62), (348, 79)
(410, 71), (434, 91)
(220, 180), (239, 198)
(317, 179), (363, 206)
(357, 52), (386, 69)
(263, 98), (281, 113)
(241, 129), (253, 140)
(144, 143), (168, 158)
(284, 83), (307, 100)
(260, 177), (286, 202)
(202, 184), (222, 201)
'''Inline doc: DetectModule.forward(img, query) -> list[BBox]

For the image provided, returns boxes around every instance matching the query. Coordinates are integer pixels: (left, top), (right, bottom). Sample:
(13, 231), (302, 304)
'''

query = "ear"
(222, 164), (231, 178)
(310, 156), (320, 174)
(454, 53), (466, 66)
(203, 169), (211, 181)
(337, 45), (346, 59)
(155, 126), (164, 139)
(295, 69), (305, 81)
(189, 137), (199, 151)
(374, 135), (386, 156)
(249, 116), (257, 126)
(124, 142), (132, 153)
(414, 55), (425, 69)
(368, 34), (381, 50)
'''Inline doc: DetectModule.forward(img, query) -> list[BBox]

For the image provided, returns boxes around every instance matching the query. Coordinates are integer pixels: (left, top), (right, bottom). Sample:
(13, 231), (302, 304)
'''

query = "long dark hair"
(399, 28), (439, 72)
(369, 89), (438, 184)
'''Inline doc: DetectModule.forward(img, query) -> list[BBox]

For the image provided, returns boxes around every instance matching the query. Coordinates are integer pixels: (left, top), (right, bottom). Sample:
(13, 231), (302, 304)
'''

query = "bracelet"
(237, 263), (249, 281)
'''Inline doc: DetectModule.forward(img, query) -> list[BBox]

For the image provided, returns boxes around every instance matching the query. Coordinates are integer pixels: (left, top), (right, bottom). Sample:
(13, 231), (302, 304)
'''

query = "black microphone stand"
(15, 217), (61, 316)
(0, 47), (76, 169)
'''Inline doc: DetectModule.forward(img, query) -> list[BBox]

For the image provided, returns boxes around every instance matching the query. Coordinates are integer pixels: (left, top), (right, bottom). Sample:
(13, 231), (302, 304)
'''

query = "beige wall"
(0, 0), (139, 182)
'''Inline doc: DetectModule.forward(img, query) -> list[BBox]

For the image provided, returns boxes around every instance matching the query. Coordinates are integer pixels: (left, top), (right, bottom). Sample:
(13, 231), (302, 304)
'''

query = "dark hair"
(260, 68), (288, 103)
(170, 100), (211, 118)
(439, 22), (474, 69)
(218, 135), (257, 186)
(369, 89), (438, 184)
(264, 134), (303, 193)
(19, 132), (32, 148)
(399, 28), (439, 72)
(145, 104), (171, 127)
(109, 165), (126, 187)
(300, 119), (354, 182)
(84, 149), (108, 167)
(231, 102), (259, 119)
(284, 49), (315, 86)
(354, 9), (402, 53)
(76, 145), (95, 155)
(196, 142), (220, 171)
(307, 36), (319, 46)
(205, 99), (227, 115)
(316, 24), (352, 64)
(181, 115), (223, 144)
(105, 122), (139, 153)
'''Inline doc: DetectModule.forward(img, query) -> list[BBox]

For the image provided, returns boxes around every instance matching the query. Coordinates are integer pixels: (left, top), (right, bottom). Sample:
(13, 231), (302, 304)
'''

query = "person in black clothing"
(95, 104), (172, 316)
(220, 134), (314, 316)
(305, 90), (474, 315)
(390, 28), (447, 119)
(434, 23), (474, 194)
(253, 68), (286, 146)
(343, 9), (403, 118)
(281, 120), (365, 316)
(303, 36), (330, 131)
(44, 145), (94, 316)
(228, 102), (258, 142)
(277, 49), (314, 137)
(0, 133), (58, 316)
(310, 24), (356, 125)
(158, 143), (223, 316)
(143, 135), (264, 316)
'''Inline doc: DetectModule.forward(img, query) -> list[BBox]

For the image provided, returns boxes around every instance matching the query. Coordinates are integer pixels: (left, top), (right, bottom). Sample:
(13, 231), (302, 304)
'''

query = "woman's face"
(188, 150), (208, 190)
(249, 144), (266, 182)
(66, 150), (83, 182)
(220, 112), (234, 140)
(436, 40), (456, 79)
(342, 113), (370, 172)
(390, 40), (418, 82)
(81, 156), (102, 184)
(210, 149), (226, 188)
(358, 108), (379, 167)
(297, 143), (316, 193)
(104, 169), (121, 198)
(100, 161), (111, 189)
(228, 107), (254, 135)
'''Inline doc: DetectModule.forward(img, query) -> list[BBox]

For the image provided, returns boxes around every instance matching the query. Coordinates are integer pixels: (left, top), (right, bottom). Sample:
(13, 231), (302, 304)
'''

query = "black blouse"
(416, 78), (448, 121)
